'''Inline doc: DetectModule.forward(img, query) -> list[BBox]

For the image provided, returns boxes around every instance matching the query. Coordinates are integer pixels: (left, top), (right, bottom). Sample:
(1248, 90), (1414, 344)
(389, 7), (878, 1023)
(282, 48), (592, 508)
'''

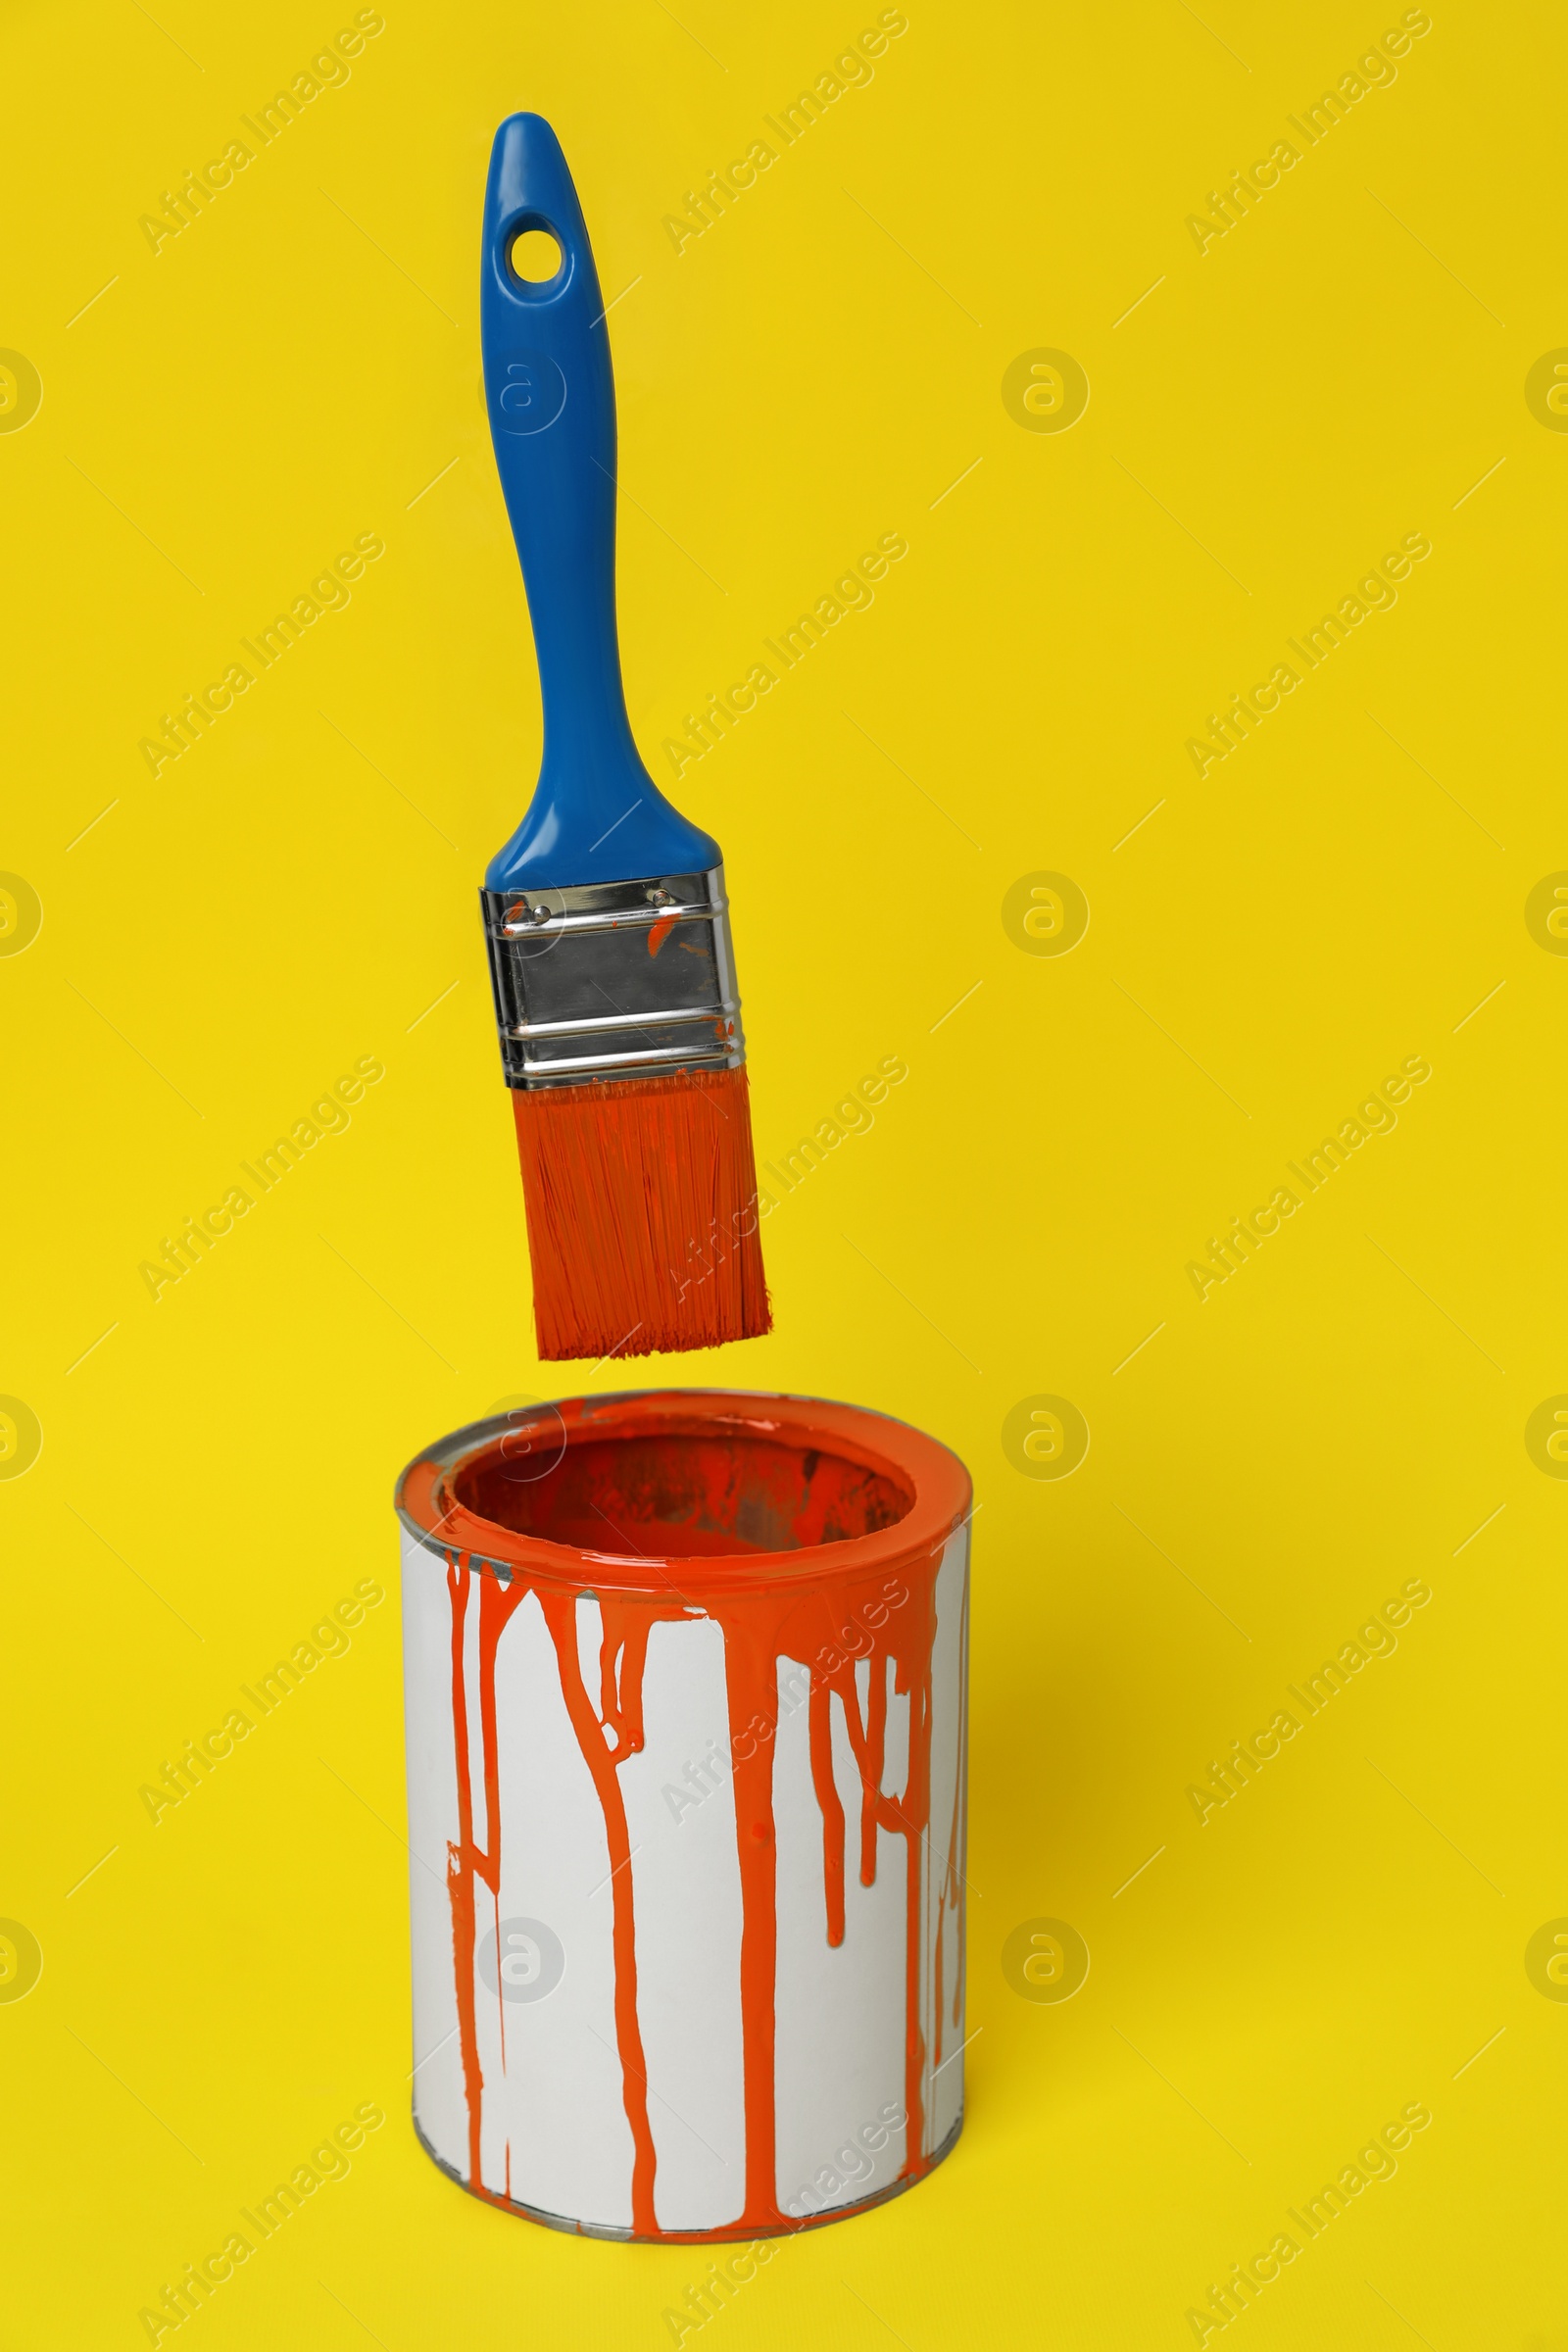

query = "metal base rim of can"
(410, 2107), (965, 2244)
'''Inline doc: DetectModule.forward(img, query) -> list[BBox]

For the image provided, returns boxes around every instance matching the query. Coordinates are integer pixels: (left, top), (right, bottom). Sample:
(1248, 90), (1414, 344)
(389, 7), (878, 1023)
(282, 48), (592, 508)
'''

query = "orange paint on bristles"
(511, 1064), (771, 1361)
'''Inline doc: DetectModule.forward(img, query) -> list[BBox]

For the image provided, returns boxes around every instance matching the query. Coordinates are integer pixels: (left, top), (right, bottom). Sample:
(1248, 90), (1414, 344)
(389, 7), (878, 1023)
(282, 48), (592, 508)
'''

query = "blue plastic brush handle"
(480, 113), (719, 893)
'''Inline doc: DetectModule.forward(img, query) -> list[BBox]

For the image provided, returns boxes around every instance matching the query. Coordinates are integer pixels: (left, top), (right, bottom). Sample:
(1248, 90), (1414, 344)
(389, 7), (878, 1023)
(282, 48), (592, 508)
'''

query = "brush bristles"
(511, 1065), (772, 1361)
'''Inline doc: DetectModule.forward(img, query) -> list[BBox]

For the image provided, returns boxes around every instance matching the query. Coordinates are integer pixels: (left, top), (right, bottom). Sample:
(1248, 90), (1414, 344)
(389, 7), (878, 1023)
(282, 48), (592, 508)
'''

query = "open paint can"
(394, 1388), (970, 2241)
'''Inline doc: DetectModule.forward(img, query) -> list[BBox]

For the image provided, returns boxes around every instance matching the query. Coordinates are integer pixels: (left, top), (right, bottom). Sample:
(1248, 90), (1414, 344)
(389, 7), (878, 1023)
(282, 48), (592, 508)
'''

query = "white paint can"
(395, 1388), (969, 2242)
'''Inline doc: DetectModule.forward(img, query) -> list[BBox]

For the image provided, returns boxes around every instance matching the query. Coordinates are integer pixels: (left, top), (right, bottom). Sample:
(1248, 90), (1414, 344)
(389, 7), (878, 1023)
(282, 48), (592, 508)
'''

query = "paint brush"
(477, 114), (770, 1363)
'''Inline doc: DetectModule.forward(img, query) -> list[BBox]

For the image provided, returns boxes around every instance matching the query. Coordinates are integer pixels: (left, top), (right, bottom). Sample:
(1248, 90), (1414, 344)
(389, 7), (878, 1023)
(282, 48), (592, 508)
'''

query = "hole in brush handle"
(510, 226), (564, 284)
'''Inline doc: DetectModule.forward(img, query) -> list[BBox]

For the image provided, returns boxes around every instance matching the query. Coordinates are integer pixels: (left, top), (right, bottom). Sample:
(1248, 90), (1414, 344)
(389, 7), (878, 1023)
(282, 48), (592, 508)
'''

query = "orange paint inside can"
(395, 1390), (971, 2243)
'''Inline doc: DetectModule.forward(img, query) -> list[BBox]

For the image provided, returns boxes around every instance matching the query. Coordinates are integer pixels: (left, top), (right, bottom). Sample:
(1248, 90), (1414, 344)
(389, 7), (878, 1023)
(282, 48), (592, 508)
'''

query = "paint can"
(394, 1388), (970, 2242)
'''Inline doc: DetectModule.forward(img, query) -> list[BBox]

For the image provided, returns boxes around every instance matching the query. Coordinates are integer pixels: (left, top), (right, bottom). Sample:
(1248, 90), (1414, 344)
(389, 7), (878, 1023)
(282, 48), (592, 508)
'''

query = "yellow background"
(5, 0), (1563, 2342)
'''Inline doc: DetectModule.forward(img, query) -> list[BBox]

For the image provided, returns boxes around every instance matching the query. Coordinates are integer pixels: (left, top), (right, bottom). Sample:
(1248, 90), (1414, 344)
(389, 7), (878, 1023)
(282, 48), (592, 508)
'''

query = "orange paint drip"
(444, 1562), (481, 2185)
(895, 1621), (934, 2161)
(861, 1663), (888, 1887)
(719, 1606), (783, 2230)
(538, 1588), (662, 2234)
(408, 1392), (969, 2242)
(445, 1555), (534, 2188)
(808, 1675), (847, 1948)
(936, 1709), (966, 2061)
(647, 913), (677, 956)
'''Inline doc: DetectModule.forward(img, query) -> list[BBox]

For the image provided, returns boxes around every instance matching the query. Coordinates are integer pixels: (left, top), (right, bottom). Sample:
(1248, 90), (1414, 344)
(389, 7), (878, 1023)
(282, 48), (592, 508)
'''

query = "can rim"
(393, 1387), (972, 1594)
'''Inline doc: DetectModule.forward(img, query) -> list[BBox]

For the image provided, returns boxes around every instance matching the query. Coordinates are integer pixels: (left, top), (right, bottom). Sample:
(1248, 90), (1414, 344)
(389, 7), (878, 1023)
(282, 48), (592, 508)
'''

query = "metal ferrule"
(480, 866), (746, 1089)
